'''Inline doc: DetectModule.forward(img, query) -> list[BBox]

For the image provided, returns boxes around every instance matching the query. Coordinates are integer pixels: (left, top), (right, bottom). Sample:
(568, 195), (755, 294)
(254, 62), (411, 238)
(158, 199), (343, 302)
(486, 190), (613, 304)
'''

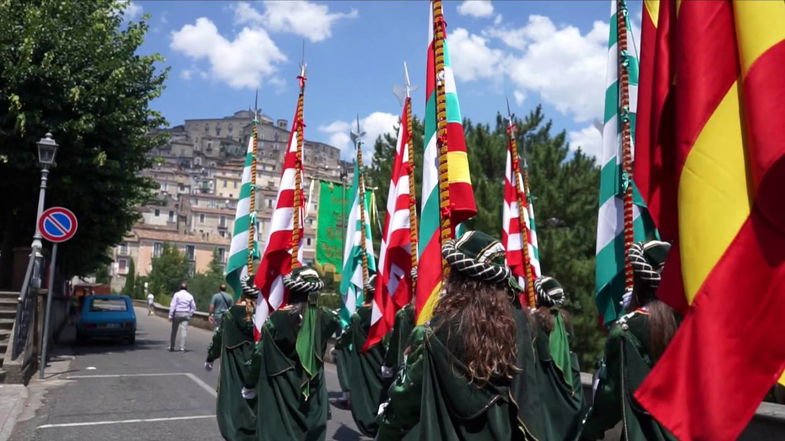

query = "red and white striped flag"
(363, 97), (416, 351)
(502, 126), (540, 299)
(252, 104), (305, 338)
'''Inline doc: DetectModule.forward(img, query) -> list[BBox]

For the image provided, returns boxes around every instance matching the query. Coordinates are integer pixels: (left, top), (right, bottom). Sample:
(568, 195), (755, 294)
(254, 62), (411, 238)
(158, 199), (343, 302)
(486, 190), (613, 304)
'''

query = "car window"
(90, 299), (128, 312)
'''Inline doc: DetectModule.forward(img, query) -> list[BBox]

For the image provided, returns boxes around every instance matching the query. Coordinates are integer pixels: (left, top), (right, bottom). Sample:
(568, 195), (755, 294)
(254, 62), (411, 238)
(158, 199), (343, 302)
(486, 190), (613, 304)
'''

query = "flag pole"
(506, 101), (537, 308)
(432, 0), (452, 281)
(247, 91), (259, 276)
(617, 0), (635, 292)
(397, 61), (420, 296)
(352, 117), (371, 302)
(290, 53), (307, 270)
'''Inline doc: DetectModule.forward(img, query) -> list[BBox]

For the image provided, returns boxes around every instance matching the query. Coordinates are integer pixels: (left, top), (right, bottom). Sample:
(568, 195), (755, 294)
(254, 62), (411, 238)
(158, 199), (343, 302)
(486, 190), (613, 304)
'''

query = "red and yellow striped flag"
(633, 2), (785, 440)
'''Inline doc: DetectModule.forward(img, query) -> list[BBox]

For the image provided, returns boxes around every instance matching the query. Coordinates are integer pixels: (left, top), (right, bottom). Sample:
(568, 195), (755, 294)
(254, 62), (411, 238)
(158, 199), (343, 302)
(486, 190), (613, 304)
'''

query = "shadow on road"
(332, 423), (365, 441)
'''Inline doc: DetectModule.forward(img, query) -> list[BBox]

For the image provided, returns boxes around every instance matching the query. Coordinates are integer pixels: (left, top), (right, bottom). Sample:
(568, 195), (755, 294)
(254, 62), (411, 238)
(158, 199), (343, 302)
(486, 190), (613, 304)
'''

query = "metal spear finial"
(505, 96), (515, 126)
(253, 88), (259, 123)
(299, 40), (307, 79)
(350, 114), (365, 148)
(393, 61), (418, 106)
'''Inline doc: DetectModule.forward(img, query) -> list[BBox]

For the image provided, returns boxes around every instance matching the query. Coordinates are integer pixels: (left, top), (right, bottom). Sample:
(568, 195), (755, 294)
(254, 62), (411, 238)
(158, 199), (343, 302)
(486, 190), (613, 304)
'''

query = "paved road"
(10, 307), (369, 441)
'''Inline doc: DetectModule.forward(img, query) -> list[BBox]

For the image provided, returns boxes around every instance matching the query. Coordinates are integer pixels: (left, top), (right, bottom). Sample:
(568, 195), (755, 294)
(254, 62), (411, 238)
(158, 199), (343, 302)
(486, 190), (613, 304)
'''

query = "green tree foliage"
(147, 243), (189, 302)
(365, 106), (604, 366)
(0, 0), (168, 285)
(187, 249), (228, 311)
(122, 258), (136, 296)
(94, 265), (111, 285)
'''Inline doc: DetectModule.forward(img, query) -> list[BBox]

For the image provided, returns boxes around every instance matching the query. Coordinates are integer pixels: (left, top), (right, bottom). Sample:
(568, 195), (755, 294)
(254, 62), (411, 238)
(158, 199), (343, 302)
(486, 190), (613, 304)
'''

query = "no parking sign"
(38, 207), (78, 243)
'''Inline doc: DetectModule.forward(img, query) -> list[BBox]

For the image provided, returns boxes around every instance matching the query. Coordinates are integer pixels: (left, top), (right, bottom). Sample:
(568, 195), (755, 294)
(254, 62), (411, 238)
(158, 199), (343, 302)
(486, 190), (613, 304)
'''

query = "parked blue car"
(77, 295), (136, 344)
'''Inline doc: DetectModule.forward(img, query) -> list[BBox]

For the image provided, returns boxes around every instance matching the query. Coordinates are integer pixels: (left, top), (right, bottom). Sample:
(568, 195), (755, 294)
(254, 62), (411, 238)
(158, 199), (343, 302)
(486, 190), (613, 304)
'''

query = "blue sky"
(126, 0), (642, 160)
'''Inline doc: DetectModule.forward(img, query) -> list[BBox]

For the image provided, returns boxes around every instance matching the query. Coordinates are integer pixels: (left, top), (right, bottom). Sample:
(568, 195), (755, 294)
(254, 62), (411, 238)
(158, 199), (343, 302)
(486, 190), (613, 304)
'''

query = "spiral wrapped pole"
(405, 96), (419, 295)
(290, 71), (307, 270)
(617, 0), (635, 292)
(432, 0), (452, 281)
(508, 123), (537, 308)
(357, 143), (371, 303)
(247, 116), (259, 275)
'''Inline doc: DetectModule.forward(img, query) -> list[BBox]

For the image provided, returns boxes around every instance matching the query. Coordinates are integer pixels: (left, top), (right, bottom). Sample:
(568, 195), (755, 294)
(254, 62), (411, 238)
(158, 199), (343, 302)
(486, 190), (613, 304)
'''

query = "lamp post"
(12, 133), (58, 361)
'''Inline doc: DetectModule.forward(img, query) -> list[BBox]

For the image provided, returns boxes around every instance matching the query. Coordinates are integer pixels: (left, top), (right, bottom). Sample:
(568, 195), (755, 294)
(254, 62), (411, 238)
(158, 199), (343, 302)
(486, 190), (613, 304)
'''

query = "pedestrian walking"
(209, 284), (234, 329)
(580, 240), (679, 441)
(378, 231), (548, 441)
(147, 291), (155, 316)
(205, 277), (258, 441)
(168, 282), (196, 352)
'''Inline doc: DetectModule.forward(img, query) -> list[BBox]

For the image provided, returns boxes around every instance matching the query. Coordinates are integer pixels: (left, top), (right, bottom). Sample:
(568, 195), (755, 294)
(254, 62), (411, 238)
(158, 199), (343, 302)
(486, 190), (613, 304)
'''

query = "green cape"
(250, 306), (340, 441)
(379, 310), (547, 441)
(383, 304), (415, 373)
(581, 311), (678, 441)
(206, 305), (257, 441)
(532, 309), (587, 441)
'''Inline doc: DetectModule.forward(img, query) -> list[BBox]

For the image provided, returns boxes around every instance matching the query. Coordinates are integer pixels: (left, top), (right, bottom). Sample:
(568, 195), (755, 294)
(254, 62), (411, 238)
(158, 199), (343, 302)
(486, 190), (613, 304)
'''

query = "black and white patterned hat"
(442, 231), (511, 284)
(534, 276), (565, 307)
(628, 240), (671, 289)
(283, 266), (324, 295)
(240, 274), (260, 299)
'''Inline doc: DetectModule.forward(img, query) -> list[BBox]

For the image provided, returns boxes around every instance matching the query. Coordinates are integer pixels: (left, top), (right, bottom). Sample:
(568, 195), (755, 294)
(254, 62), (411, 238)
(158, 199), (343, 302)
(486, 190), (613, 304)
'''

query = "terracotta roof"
(190, 206), (235, 215)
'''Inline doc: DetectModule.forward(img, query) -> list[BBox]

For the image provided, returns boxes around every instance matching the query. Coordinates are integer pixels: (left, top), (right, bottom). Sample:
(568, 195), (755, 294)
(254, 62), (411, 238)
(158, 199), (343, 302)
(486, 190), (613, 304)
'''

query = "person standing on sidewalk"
(168, 282), (195, 352)
(209, 284), (233, 330)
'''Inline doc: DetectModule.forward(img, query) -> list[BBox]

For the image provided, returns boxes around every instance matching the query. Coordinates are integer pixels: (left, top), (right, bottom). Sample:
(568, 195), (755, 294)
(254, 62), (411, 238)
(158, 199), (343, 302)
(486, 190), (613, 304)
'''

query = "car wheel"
(128, 334), (136, 345)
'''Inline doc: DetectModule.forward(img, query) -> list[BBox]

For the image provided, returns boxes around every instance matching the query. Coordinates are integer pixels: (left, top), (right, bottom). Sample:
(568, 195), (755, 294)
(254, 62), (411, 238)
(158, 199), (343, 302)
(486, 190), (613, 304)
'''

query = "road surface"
(9, 307), (369, 441)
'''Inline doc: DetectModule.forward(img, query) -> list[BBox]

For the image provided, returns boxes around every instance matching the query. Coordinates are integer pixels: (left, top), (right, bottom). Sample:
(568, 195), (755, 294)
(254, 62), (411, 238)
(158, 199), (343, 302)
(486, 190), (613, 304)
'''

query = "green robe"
(532, 310), (587, 441)
(581, 310), (678, 441)
(206, 305), (257, 441)
(383, 304), (415, 373)
(250, 306), (340, 441)
(333, 324), (353, 394)
(379, 310), (546, 441)
(340, 304), (385, 436)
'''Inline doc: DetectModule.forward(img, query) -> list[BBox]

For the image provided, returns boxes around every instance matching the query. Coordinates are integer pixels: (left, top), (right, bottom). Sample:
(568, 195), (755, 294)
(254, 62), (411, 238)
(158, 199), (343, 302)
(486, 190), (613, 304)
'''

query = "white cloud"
(180, 70), (193, 81)
(233, 1), (358, 42)
(170, 18), (286, 89)
(320, 112), (399, 160)
(122, 1), (143, 21)
(448, 28), (504, 82)
(494, 14), (503, 25)
(457, 1), (494, 18)
(569, 124), (603, 158)
(490, 15), (609, 122)
(513, 90), (525, 106)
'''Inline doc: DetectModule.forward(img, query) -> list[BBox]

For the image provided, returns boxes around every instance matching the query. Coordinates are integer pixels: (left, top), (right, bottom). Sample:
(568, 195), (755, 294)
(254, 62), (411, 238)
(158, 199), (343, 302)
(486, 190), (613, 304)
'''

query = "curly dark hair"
(433, 271), (519, 385)
(630, 274), (679, 361)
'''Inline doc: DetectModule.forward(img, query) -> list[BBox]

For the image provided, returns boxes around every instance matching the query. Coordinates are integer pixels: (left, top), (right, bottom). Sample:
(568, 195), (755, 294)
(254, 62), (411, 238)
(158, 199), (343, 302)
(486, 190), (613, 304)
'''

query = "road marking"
(185, 372), (218, 398)
(67, 372), (217, 398)
(38, 415), (214, 429)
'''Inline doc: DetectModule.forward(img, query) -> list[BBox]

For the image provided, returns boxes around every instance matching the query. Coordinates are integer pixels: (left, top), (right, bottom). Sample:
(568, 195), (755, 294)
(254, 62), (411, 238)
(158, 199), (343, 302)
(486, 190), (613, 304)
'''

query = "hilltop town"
(108, 110), (350, 292)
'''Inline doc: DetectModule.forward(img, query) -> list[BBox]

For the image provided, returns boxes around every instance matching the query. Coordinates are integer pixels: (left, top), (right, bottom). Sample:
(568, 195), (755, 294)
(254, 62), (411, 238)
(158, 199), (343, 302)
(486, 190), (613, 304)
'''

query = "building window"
(267, 199), (273, 208)
(219, 215), (227, 228)
(217, 247), (226, 263)
(168, 211), (175, 222)
(118, 242), (128, 255)
(233, 181), (238, 189)
(154, 209), (160, 217)
(185, 245), (195, 261)
(199, 213), (205, 223)
(118, 258), (128, 275)
(153, 242), (163, 258)
(306, 237), (312, 247)
(223, 179), (228, 187)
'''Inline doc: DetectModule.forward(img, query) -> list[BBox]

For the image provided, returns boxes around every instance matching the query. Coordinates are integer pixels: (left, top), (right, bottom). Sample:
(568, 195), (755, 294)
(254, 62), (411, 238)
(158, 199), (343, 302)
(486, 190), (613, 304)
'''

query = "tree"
(147, 243), (189, 301)
(122, 258), (136, 296)
(187, 249), (228, 311)
(0, 0), (168, 286)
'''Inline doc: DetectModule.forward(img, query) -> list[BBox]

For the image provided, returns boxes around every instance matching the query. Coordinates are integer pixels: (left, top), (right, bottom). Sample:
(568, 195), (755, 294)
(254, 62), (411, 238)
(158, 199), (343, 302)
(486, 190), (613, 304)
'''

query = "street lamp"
(31, 133), (59, 261)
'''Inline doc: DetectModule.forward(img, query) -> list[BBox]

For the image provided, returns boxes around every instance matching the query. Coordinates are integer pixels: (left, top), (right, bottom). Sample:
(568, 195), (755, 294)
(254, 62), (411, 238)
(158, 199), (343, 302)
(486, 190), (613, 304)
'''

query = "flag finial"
(350, 115), (365, 149)
(393, 61), (418, 106)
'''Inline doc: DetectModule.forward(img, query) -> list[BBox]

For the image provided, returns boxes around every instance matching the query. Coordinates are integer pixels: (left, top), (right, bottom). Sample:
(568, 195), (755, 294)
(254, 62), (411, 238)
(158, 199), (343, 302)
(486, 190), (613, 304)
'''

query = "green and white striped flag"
(595, 0), (658, 326)
(225, 135), (259, 297)
(338, 160), (377, 327)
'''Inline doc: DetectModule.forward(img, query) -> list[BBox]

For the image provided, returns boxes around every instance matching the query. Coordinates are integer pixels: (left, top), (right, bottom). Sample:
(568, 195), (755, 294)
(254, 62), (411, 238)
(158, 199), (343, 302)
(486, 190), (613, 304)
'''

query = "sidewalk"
(0, 327), (76, 441)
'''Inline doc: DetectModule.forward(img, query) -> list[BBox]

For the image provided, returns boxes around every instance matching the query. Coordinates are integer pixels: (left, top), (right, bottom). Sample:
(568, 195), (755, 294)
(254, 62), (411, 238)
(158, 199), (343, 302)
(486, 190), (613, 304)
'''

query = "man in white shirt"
(146, 291), (155, 316)
(168, 282), (196, 352)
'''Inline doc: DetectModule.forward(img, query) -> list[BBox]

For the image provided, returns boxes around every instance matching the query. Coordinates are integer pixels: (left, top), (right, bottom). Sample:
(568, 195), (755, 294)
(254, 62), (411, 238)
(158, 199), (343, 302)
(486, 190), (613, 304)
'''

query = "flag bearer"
(204, 277), (257, 441)
(531, 276), (587, 441)
(378, 231), (547, 441)
(333, 274), (385, 437)
(580, 240), (679, 441)
(248, 267), (340, 441)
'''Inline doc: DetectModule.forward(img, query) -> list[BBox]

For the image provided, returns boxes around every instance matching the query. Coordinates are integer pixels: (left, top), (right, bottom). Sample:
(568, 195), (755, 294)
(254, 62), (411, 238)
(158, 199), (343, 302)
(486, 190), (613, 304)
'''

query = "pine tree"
(148, 243), (189, 302)
(123, 258), (136, 297)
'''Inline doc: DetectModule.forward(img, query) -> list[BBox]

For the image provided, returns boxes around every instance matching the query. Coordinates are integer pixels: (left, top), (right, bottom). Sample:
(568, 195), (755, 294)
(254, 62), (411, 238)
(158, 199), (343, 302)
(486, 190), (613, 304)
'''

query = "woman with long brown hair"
(580, 240), (679, 441)
(377, 231), (546, 441)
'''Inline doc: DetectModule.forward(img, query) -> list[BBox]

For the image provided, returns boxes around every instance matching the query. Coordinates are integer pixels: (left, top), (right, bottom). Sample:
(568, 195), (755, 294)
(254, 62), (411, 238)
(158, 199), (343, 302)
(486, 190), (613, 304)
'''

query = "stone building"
(110, 110), (351, 292)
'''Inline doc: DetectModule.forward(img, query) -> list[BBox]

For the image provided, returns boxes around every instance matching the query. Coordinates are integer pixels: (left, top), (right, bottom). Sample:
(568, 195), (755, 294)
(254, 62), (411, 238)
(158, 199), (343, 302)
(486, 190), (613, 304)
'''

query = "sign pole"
(39, 243), (58, 379)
